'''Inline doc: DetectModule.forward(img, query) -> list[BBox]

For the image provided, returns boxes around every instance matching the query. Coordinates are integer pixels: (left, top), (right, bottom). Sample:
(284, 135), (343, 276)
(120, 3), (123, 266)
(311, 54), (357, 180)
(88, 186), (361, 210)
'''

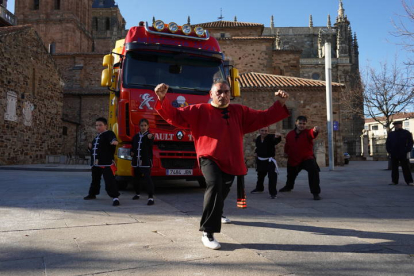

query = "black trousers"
(133, 167), (154, 198)
(286, 158), (321, 195)
(256, 161), (277, 196)
(199, 158), (235, 233)
(88, 166), (120, 198)
(391, 157), (413, 184)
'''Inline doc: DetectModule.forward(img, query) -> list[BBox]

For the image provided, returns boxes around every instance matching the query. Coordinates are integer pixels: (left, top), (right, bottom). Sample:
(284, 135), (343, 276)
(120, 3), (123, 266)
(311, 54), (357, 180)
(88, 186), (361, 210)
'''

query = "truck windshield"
(123, 51), (225, 94)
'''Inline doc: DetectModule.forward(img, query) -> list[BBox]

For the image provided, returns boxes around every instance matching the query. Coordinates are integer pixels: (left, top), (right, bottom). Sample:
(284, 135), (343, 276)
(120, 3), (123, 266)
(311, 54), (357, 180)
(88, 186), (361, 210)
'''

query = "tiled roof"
(365, 112), (414, 123)
(239, 72), (344, 89)
(218, 36), (274, 40)
(194, 21), (263, 28)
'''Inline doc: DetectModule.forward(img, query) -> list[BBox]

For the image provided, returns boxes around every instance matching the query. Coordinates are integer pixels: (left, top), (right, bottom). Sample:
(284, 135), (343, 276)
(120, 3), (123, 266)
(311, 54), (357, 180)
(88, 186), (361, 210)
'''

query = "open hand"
(313, 126), (320, 133)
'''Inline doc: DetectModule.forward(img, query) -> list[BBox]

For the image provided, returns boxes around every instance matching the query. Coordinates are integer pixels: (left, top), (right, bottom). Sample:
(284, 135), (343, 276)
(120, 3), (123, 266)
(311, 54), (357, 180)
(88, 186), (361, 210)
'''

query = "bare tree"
(363, 59), (414, 132)
(392, 0), (414, 65)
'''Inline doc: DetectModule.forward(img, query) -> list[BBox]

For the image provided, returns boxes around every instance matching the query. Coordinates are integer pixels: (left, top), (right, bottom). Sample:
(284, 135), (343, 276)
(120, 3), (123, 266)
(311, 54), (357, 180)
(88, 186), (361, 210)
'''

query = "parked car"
(344, 152), (350, 164)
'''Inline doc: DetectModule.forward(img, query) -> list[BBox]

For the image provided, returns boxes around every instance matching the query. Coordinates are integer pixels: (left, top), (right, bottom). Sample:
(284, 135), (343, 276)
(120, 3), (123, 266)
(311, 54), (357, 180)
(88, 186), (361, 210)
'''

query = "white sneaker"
(201, 232), (221, 250)
(221, 216), (231, 224)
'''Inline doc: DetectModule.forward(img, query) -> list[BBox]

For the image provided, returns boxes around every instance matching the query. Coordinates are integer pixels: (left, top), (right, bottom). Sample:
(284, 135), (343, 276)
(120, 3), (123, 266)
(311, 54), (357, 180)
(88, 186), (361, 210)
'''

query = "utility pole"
(325, 42), (334, 170)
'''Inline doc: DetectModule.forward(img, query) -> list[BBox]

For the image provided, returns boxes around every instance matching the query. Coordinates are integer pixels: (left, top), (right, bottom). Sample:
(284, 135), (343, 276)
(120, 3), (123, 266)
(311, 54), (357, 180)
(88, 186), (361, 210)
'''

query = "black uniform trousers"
(391, 157), (413, 184)
(285, 158), (321, 195)
(256, 160), (278, 196)
(199, 158), (235, 233)
(133, 167), (155, 198)
(88, 166), (120, 198)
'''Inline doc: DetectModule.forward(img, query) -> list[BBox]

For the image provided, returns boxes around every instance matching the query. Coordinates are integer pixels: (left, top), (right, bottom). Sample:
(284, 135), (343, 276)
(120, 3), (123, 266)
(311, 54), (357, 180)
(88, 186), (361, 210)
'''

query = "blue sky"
(7, 0), (411, 72)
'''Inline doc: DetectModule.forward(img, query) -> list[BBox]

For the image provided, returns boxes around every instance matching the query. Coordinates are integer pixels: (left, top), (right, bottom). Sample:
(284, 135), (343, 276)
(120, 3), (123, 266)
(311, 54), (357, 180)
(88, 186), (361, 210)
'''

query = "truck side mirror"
(230, 68), (240, 97)
(101, 54), (114, 87)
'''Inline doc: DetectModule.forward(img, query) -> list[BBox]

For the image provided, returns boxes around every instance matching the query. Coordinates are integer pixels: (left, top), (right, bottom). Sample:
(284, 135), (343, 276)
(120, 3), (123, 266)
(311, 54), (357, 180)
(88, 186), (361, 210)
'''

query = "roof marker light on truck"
(182, 24), (192, 35)
(194, 26), (205, 37)
(168, 22), (179, 33)
(153, 20), (165, 31)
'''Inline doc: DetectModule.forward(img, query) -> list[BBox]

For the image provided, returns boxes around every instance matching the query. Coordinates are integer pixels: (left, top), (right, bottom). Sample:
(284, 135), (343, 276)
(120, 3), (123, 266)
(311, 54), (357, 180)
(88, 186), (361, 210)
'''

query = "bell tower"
(15, 0), (94, 53)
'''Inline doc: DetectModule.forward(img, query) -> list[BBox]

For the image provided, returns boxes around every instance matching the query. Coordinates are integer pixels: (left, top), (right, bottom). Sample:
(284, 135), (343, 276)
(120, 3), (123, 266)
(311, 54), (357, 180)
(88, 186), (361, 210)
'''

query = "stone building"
(0, 25), (63, 165)
(195, 0), (364, 158)
(235, 72), (345, 167)
(13, 0), (127, 157)
(91, 0), (127, 53)
(15, 0), (94, 53)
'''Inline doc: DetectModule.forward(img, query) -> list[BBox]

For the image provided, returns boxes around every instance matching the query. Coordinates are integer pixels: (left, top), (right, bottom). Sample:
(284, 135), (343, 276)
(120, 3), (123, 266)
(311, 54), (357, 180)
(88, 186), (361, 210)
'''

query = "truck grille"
(156, 142), (195, 151)
(155, 114), (176, 131)
(161, 158), (196, 169)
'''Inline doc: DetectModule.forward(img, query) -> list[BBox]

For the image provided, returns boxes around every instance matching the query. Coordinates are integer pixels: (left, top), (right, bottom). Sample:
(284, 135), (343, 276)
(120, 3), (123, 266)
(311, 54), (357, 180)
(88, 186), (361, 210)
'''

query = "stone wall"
(15, 0), (94, 53)
(0, 26), (63, 165)
(218, 38), (276, 73)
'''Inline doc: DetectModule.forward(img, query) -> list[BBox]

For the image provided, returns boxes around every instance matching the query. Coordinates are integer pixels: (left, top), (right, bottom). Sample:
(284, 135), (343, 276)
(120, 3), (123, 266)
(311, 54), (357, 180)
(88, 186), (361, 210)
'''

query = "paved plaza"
(0, 161), (413, 275)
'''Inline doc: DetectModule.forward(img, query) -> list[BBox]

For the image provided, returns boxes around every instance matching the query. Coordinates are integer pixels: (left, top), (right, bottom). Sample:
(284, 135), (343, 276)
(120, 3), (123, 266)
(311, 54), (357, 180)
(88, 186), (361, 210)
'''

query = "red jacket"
(155, 98), (289, 176)
(285, 128), (318, 166)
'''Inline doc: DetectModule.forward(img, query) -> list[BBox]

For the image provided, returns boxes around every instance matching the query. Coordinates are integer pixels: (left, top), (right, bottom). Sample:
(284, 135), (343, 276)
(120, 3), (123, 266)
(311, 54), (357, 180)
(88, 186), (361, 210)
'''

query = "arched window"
(106, 18), (110, 30)
(34, 0), (39, 10)
(54, 0), (61, 10)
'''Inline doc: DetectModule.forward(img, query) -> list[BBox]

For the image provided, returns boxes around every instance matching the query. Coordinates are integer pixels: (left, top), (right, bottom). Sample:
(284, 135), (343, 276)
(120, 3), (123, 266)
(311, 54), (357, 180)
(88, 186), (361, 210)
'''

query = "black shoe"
(112, 199), (120, 206)
(279, 187), (292, 192)
(250, 188), (264, 194)
(132, 194), (140, 200)
(147, 198), (154, 205)
(313, 194), (321, 200)
(389, 182), (398, 185)
(84, 195), (96, 200)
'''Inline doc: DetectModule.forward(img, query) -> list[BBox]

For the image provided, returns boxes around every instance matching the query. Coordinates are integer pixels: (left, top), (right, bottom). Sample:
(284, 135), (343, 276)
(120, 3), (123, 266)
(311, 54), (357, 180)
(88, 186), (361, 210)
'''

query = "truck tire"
(197, 177), (207, 188)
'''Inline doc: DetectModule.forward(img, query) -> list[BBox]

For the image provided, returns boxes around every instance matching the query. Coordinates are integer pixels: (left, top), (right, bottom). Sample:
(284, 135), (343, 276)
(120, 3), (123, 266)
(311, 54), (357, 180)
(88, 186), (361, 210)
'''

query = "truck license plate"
(166, 169), (193, 175)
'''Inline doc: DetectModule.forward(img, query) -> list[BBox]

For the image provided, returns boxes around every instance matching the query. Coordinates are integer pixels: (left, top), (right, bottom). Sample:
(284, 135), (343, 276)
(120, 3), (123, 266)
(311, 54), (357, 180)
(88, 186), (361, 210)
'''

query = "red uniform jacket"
(155, 97), (289, 176)
(285, 128), (318, 166)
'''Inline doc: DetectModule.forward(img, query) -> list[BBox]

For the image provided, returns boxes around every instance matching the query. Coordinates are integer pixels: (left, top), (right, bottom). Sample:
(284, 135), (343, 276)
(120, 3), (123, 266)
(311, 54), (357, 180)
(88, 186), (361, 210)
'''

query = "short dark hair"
(96, 117), (108, 125)
(139, 118), (149, 125)
(296, 116), (307, 122)
(211, 79), (230, 90)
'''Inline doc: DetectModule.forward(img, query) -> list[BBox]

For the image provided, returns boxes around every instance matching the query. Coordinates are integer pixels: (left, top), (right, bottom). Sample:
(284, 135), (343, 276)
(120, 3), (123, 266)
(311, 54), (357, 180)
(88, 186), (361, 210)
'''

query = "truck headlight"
(118, 148), (132, 160)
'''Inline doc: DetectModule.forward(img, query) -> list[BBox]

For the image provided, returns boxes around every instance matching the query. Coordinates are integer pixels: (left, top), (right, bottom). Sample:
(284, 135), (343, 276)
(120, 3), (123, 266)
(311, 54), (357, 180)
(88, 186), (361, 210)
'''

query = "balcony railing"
(0, 5), (16, 26)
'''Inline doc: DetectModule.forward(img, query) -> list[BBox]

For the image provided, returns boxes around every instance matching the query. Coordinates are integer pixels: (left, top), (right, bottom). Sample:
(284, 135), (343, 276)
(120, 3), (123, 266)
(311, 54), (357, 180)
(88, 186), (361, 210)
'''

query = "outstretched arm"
(242, 90), (290, 134)
(154, 83), (191, 129)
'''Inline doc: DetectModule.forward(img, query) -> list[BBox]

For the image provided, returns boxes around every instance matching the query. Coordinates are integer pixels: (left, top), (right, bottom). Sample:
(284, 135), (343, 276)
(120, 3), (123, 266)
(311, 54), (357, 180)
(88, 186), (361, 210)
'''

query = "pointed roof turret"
(327, 14), (331, 28)
(337, 0), (346, 23)
(234, 16), (237, 22)
(271, 15), (274, 28)
(187, 16), (191, 24)
(309, 15), (313, 28)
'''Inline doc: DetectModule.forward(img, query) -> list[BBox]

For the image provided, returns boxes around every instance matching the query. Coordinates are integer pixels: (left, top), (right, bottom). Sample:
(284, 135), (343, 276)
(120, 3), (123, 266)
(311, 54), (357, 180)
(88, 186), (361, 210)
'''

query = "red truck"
(101, 19), (240, 189)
